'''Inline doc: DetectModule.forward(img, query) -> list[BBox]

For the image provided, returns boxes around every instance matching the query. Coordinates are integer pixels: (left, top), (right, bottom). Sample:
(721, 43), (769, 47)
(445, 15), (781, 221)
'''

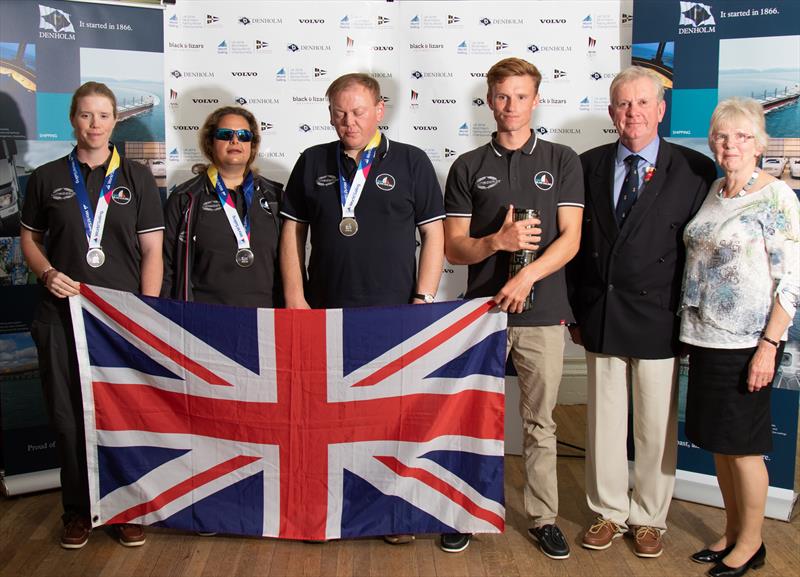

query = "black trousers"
(30, 295), (90, 522)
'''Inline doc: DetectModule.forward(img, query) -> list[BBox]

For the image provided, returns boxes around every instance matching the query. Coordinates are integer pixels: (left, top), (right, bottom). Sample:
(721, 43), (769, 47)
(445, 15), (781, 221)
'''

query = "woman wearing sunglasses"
(162, 106), (283, 308)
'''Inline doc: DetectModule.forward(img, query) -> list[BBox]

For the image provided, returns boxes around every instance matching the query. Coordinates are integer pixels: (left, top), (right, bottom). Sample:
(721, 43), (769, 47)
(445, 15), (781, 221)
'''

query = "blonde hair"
(325, 73), (381, 104)
(708, 97), (768, 152)
(487, 58), (542, 95)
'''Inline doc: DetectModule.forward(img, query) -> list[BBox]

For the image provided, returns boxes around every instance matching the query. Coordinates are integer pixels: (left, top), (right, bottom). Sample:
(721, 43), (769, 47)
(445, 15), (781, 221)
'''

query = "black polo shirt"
(21, 151), (164, 293)
(189, 176), (281, 307)
(281, 135), (445, 308)
(445, 131), (584, 327)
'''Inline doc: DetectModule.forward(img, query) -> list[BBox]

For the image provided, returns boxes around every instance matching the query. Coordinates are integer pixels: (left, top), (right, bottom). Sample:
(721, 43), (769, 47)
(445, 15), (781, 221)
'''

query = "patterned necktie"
(615, 154), (641, 225)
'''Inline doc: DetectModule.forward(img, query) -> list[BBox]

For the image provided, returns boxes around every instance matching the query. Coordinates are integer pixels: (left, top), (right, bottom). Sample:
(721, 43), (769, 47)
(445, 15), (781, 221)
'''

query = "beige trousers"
(584, 353), (679, 531)
(507, 325), (565, 528)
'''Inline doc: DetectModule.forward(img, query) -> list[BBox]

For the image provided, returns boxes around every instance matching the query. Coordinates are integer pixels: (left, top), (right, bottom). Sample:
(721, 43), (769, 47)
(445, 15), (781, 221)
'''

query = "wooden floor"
(1, 405), (798, 577)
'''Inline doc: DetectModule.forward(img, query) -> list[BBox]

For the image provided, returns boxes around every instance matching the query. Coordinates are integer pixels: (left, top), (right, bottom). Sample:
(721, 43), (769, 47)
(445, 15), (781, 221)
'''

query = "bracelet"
(760, 334), (779, 348)
(40, 266), (55, 283)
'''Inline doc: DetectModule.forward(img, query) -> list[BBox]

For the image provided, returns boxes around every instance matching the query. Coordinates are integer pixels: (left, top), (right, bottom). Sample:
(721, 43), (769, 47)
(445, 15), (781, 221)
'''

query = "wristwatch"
(413, 293), (435, 304)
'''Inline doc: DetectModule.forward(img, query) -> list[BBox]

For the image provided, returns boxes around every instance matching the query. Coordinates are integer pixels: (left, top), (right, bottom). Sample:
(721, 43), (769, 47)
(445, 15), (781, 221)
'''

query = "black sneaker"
(529, 525), (570, 560)
(440, 533), (471, 553)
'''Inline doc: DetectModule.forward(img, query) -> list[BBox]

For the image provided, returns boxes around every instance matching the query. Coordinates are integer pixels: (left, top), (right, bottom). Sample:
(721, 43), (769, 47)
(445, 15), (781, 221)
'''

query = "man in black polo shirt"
(443, 58), (584, 556)
(279, 73), (445, 545)
(279, 73), (445, 310)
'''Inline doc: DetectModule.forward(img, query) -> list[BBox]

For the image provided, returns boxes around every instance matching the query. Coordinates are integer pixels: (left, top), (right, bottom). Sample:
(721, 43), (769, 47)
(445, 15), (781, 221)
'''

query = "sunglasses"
(213, 128), (253, 142)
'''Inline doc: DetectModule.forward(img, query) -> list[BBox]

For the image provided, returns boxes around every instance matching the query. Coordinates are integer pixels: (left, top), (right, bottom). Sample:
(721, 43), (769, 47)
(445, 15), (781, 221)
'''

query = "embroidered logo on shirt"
(51, 187), (75, 200)
(315, 174), (337, 187)
(534, 171), (554, 190)
(375, 173), (395, 191)
(259, 196), (273, 212)
(201, 200), (222, 211)
(111, 186), (132, 205)
(178, 230), (187, 243)
(475, 175), (500, 190)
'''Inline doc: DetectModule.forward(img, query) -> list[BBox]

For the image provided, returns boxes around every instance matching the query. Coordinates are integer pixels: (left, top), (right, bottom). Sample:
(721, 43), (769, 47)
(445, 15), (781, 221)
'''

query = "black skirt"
(686, 344), (784, 455)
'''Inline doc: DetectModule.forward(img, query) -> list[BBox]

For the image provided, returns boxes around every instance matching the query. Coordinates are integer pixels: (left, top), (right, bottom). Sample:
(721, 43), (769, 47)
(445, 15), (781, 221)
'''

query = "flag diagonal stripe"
(105, 454), (261, 524)
(351, 300), (497, 388)
(81, 284), (232, 387)
(374, 455), (504, 530)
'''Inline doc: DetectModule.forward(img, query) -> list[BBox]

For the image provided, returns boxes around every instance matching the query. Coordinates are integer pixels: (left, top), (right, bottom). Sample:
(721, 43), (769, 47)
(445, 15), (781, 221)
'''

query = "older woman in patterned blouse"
(679, 97), (799, 577)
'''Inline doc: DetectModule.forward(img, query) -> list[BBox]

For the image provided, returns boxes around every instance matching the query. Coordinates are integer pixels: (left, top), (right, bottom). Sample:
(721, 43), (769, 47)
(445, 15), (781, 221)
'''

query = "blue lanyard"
(336, 131), (381, 217)
(207, 166), (255, 244)
(67, 145), (120, 244)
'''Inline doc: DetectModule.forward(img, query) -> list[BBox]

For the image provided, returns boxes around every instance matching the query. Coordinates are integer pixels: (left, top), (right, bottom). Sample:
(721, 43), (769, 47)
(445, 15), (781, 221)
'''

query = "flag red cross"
(81, 285), (504, 540)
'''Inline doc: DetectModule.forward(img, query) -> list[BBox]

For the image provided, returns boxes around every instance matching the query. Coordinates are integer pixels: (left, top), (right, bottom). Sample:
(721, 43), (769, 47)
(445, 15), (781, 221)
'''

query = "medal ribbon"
(337, 130), (382, 219)
(207, 165), (254, 250)
(68, 145), (120, 250)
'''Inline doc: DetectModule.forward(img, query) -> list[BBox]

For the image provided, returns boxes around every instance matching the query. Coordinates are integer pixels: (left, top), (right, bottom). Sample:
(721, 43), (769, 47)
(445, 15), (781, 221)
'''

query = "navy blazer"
(567, 138), (717, 359)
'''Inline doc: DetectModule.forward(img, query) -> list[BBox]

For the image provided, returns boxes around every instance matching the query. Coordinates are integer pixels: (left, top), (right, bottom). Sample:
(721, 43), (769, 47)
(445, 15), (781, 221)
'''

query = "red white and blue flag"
(70, 285), (507, 540)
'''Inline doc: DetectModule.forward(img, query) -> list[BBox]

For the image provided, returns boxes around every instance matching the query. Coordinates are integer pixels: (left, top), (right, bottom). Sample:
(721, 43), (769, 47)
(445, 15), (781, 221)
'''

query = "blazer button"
(592, 252), (599, 258)
(640, 290), (648, 296)
(608, 284), (614, 291)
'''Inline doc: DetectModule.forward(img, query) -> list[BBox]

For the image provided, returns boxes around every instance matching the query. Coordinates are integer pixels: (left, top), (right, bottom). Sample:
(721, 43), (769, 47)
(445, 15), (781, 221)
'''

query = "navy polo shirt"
(21, 151), (164, 293)
(281, 135), (445, 308)
(445, 131), (584, 326)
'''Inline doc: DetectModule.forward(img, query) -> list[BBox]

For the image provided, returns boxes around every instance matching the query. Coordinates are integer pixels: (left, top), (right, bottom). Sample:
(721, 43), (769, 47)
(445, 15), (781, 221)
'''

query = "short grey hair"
(708, 97), (768, 152)
(609, 66), (665, 104)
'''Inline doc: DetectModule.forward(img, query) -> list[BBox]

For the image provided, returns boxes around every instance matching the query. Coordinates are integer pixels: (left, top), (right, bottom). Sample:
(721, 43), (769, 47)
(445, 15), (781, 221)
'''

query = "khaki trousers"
(507, 325), (565, 527)
(585, 353), (678, 531)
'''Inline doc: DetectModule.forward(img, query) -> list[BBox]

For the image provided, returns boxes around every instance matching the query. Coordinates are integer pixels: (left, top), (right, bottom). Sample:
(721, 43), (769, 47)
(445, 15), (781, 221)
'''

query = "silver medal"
(86, 247), (106, 268)
(339, 217), (358, 237)
(235, 247), (255, 268)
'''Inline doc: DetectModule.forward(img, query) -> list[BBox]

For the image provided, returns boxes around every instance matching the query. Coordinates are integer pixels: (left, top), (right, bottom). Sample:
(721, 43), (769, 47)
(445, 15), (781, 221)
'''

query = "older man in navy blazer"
(567, 66), (716, 559)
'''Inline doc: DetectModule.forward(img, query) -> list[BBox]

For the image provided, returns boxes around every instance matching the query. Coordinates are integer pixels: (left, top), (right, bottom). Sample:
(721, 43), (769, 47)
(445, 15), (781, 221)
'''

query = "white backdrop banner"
(164, 0), (632, 300)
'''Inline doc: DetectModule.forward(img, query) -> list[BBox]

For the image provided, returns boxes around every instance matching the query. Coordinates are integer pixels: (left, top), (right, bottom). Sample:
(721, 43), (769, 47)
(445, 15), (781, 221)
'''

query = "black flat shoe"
(708, 543), (766, 577)
(691, 544), (735, 564)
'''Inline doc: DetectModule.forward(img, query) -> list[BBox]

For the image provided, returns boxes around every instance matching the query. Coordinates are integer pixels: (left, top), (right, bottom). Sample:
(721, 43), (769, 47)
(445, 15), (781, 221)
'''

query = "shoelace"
(635, 526), (660, 542)
(588, 517), (619, 535)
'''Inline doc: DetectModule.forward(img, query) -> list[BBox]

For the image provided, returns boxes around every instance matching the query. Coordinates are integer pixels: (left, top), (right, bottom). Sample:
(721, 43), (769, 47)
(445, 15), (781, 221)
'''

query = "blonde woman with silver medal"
(20, 81), (164, 549)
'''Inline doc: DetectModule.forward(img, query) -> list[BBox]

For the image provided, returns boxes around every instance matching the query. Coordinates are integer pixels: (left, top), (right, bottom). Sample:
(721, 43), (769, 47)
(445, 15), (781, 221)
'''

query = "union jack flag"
(70, 285), (507, 540)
